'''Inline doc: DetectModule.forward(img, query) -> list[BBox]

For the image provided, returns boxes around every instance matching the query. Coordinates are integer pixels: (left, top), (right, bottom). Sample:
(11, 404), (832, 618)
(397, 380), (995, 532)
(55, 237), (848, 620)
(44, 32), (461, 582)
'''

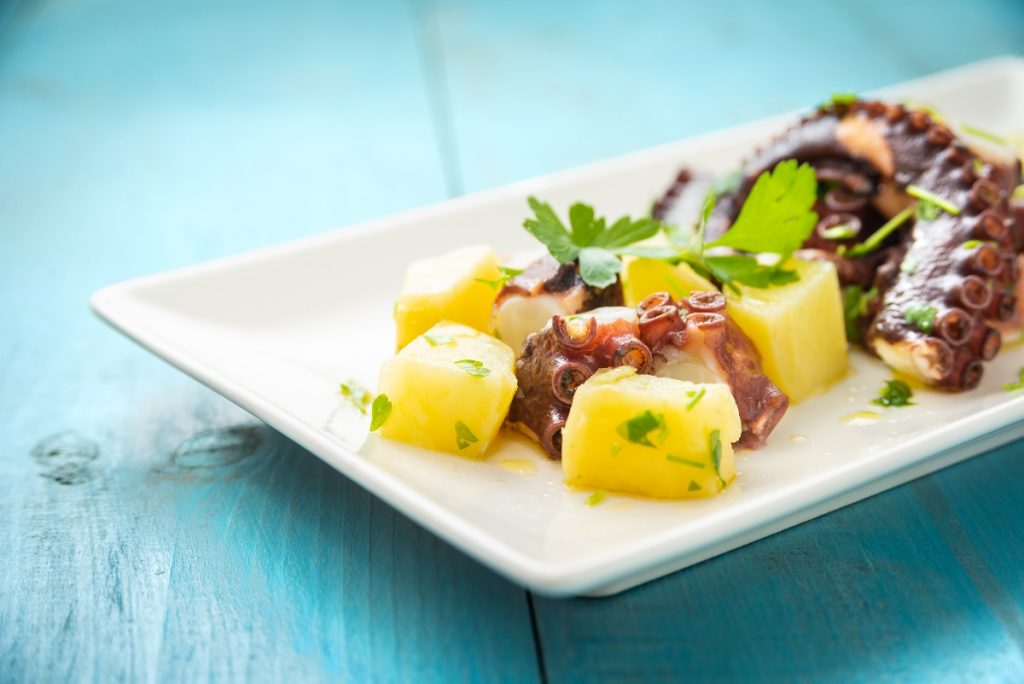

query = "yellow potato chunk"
(725, 258), (847, 403)
(622, 257), (717, 307)
(377, 322), (517, 458)
(394, 245), (502, 350)
(562, 367), (741, 499)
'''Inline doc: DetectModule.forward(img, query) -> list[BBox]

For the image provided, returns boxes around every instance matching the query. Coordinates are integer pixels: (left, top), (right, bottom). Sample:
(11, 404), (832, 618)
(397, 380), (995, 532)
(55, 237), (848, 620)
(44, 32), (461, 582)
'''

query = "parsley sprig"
(523, 197), (661, 288)
(665, 160), (818, 293)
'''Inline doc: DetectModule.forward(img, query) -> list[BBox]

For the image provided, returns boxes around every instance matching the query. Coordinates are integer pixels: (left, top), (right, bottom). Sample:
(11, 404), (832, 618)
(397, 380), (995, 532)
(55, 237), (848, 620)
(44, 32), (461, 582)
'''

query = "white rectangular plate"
(93, 57), (1024, 597)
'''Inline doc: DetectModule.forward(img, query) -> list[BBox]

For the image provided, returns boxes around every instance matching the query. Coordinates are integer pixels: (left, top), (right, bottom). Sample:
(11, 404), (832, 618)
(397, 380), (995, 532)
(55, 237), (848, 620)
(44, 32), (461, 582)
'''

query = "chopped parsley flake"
(610, 444), (622, 458)
(667, 454), (706, 468)
(840, 207), (913, 258)
(454, 421), (479, 450)
(339, 380), (372, 415)
(820, 224), (859, 240)
(960, 124), (1008, 146)
(475, 265), (525, 291)
(822, 92), (858, 108)
(872, 379), (915, 407)
(709, 430), (726, 487)
(616, 410), (668, 448)
(900, 257), (918, 275)
(1003, 368), (1024, 392)
(586, 491), (606, 507)
(904, 304), (938, 334)
(454, 359), (490, 377)
(962, 240), (984, 250)
(685, 388), (707, 411)
(424, 334), (456, 347)
(370, 394), (392, 431)
(688, 481), (702, 492)
(973, 159), (986, 174)
(906, 185), (960, 216)
(916, 198), (941, 221)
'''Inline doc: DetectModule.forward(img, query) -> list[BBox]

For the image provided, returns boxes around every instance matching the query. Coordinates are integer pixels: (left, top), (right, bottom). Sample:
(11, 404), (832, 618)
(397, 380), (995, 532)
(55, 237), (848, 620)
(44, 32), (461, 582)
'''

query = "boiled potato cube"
(725, 258), (847, 403)
(562, 367), (741, 499)
(377, 322), (517, 458)
(394, 245), (503, 349)
(622, 257), (717, 307)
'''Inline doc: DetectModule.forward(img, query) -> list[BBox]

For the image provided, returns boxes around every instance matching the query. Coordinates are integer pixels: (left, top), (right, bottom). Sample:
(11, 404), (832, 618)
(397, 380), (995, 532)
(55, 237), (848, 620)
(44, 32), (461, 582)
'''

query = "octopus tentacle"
(509, 295), (789, 458)
(686, 99), (1022, 390)
(493, 254), (623, 355)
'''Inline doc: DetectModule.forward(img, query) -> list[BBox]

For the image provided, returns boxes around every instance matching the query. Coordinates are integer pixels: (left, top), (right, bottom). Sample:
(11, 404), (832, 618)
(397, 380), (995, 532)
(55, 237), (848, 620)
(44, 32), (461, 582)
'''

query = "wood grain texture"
(2, 0), (1024, 681)
(0, 1), (538, 681)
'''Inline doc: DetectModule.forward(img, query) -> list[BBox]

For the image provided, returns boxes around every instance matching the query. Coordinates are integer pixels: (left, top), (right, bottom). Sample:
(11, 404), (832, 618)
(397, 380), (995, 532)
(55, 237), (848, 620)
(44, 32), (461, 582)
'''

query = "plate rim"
(91, 54), (1024, 596)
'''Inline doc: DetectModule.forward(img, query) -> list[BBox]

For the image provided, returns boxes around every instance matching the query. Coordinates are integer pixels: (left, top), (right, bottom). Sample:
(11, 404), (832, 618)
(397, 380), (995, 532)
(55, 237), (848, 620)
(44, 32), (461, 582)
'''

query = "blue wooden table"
(2, 1), (1023, 681)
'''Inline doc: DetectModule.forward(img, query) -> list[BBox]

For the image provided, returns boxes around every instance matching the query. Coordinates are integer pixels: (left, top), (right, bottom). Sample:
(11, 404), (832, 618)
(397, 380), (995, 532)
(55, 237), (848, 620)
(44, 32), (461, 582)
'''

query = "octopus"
(507, 291), (788, 459)
(493, 254), (623, 354)
(655, 99), (1024, 391)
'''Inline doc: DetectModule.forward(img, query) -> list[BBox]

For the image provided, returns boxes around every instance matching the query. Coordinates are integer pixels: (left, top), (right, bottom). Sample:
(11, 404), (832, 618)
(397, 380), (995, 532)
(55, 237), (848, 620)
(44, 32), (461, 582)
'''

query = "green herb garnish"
(454, 359), (490, 377)
(900, 257), (918, 275)
(904, 304), (938, 334)
(523, 197), (661, 287)
(616, 410), (668, 448)
(1003, 368), (1024, 392)
(973, 159), (986, 174)
(821, 92), (857, 108)
(667, 454), (705, 468)
(1013, 185), (1024, 201)
(610, 444), (622, 458)
(475, 265), (525, 291)
(685, 388), (707, 411)
(665, 161), (818, 293)
(841, 207), (914, 258)
(906, 185), (960, 216)
(916, 199), (941, 221)
(872, 379), (915, 407)
(454, 421), (479, 450)
(339, 380), (373, 415)
(820, 224), (858, 240)
(586, 491), (606, 507)
(960, 124), (1008, 146)
(709, 430), (726, 487)
(962, 240), (984, 250)
(370, 394), (392, 431)
(842, 285), (878, 343)
(424, 334), (456, 347)
(688, 481), (702, 492)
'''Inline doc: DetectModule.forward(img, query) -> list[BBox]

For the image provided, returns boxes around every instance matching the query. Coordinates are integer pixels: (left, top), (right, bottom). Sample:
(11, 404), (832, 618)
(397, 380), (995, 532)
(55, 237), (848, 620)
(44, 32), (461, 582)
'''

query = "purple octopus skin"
(656, 99), (1023, 390)
(508, 293), (789, 459)
(493, 254), (624, 355)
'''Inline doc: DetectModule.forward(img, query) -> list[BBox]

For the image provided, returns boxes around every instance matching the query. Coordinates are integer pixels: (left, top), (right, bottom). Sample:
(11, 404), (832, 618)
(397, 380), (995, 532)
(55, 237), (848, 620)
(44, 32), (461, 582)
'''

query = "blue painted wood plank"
(530, 443), (1024, 683)
(0, 1), (539, 681)
(430, 0), (1024, 193)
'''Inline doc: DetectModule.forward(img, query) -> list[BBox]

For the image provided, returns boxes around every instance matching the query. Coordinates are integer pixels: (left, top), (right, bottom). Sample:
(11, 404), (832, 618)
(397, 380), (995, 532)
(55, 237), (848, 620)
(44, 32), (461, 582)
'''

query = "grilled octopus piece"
(493, 254), (623, 355)
(656, 100), (1023, 390)
(507, 294), (788, 459)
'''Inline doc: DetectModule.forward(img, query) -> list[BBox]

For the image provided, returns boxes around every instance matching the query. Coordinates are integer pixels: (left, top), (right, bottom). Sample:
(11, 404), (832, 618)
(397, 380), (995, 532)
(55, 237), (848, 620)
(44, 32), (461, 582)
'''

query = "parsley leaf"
(616, 410), (668, 448)
(454, 359), (490, 377)
(821, 92), (858, 108)
(706, 160), (818, 257)
(872, 380), (914, 407)
(475, 265), (525, 291)
(586, 491), (606, 507)
(339, 380), (373, 415)
(904, 304), (937, 334)
(706, 254), (799, 293)
(370, 394), (392, 431)
(523, 197), (661, 287)
(1003, 368), (1024, 391)
(454, 421), (479, 450)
